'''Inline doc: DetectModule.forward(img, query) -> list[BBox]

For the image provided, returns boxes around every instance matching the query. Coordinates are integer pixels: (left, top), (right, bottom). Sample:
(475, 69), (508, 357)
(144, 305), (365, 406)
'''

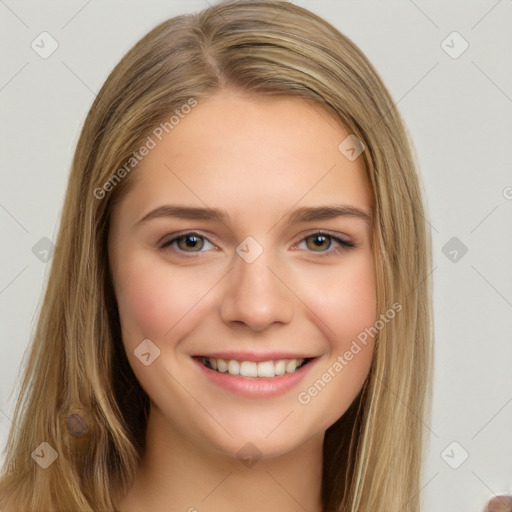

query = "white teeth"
(257, 361), (274, 377)
(202, 357), (307, 378)
(240, 361), (258, 377)
(227, 360), (240, 375)
(274, 360), (286, 376)
(286, 359), (297, 373)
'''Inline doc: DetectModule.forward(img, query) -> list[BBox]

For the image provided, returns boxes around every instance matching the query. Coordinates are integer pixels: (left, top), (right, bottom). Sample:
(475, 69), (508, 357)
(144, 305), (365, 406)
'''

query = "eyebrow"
(136, 204), (372, 226)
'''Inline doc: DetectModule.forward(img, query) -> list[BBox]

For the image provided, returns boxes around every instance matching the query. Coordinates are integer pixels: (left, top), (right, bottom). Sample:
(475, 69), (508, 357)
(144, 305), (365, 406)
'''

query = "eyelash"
(159, 231), (355, 257)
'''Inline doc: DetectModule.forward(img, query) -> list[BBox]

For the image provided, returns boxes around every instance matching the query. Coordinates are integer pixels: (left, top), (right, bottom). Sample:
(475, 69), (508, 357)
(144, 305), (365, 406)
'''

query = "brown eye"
(299, 232), (355, 256)
(305, 233), (331, 252)
(160, 232), (214, 253)
(176, 234), (204, 252)
(159, 231), (354, 257)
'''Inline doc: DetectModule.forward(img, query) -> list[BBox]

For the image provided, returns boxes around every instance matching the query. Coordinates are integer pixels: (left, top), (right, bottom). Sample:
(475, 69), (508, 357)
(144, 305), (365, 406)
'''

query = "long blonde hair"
(0, 1), (433, 510)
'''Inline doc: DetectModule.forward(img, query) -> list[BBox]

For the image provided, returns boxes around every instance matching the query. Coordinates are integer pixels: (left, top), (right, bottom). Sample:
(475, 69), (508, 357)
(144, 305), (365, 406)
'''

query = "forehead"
(112, 90), (373, 228)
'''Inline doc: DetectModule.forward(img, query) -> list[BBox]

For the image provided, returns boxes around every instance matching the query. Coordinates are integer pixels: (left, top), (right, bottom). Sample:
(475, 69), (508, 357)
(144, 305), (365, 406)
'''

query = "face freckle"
(108, 89), (377, 459)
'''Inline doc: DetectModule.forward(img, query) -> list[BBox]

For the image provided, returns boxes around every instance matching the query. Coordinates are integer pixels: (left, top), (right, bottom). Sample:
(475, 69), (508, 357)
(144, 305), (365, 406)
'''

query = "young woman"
(0, 1), (437, 510)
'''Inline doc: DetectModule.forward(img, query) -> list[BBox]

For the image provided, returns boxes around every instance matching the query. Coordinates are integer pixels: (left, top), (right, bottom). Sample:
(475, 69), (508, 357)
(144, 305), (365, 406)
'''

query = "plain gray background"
(1, 1), (511, 511)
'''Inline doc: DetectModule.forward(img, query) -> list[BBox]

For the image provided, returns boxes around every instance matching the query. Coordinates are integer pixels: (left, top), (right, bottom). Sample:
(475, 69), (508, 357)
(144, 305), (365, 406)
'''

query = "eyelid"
(294, 230), (355, 256)
(299, 228), (353, 245)
(158, 229), (355, 256)
(158, 230), (218, 253)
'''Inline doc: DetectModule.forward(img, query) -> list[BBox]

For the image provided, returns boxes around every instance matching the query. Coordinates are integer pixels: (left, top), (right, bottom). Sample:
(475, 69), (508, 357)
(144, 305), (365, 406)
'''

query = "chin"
(193, 413), (322, 463)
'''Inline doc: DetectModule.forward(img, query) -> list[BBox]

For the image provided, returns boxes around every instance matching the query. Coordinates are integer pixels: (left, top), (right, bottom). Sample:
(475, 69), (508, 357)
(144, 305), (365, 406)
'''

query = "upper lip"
(192, 351), (318, 362)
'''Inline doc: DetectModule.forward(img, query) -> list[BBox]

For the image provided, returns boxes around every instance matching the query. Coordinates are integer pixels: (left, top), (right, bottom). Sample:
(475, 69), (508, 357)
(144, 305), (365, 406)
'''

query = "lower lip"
(193, 357), (317, 398)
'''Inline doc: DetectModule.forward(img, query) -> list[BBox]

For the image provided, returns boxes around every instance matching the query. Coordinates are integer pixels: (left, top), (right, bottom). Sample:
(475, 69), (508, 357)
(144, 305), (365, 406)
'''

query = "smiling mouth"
(195, 356), (314, 378)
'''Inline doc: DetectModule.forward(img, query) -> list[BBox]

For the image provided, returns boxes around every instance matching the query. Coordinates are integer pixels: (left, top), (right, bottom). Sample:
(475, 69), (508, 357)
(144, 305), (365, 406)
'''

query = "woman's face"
(108, 89), (377, 460)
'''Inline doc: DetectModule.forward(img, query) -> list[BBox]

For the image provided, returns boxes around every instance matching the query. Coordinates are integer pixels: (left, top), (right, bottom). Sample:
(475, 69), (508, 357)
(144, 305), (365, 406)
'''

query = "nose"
(219, 245), (294, 332)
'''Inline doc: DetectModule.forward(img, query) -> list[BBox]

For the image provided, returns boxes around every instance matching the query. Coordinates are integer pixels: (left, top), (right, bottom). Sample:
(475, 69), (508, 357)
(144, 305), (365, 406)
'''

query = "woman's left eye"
(297, 232), (355, 255)
(159, 231), (355, 256)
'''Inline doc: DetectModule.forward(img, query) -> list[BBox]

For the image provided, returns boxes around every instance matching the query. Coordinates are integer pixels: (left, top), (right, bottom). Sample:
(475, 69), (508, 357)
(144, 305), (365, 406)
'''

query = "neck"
(116, 403), (324, 512)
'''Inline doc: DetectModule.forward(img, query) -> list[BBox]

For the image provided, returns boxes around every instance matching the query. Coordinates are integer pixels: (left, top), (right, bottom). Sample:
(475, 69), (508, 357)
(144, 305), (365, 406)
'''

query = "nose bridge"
(220, 235), (294, 330)
(235, 237), (275, 291)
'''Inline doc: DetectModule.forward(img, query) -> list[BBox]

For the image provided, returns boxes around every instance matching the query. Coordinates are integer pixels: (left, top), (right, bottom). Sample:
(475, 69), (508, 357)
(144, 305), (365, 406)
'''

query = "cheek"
(300, 252), (377, 345)
(114, 253), (207, 341)
(337, 254), (377, 336)
(333, 256), (377, 380)
(291, 252), (376, 421)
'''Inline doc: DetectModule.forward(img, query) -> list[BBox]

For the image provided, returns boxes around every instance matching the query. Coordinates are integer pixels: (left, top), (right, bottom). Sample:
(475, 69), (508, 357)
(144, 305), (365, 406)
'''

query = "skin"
(109, 89), (377, 512)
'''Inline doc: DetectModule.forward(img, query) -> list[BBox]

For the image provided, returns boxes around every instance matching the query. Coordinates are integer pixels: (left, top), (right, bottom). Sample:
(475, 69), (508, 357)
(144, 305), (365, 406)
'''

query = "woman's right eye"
(159, 232), (216, 254)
